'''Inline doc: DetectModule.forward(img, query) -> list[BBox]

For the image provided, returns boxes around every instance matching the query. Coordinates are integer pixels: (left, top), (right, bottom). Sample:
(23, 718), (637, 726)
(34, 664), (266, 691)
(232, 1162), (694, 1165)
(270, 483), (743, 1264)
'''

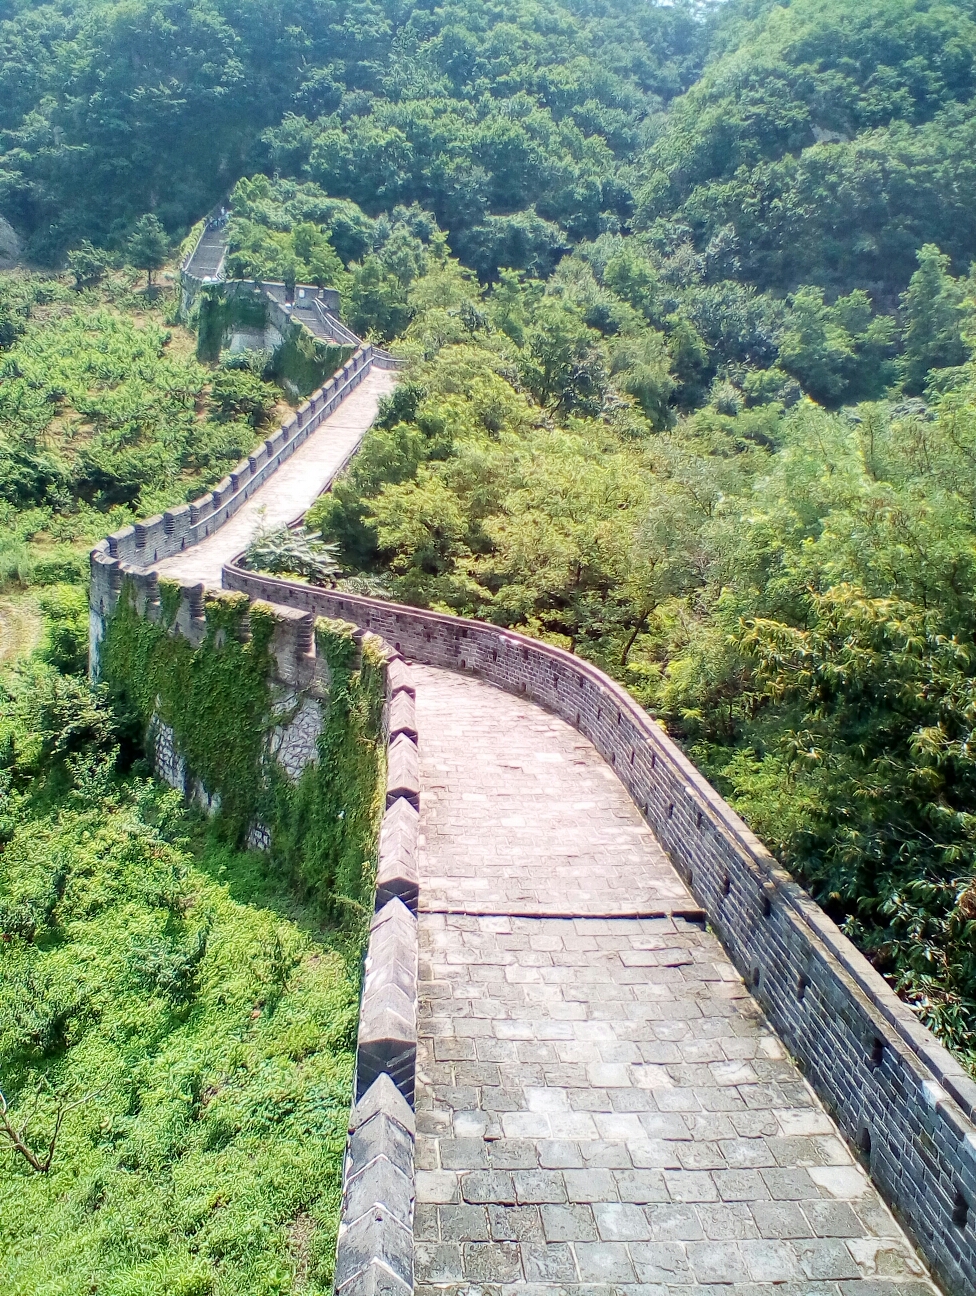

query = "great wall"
(88, 255), (976, 1296)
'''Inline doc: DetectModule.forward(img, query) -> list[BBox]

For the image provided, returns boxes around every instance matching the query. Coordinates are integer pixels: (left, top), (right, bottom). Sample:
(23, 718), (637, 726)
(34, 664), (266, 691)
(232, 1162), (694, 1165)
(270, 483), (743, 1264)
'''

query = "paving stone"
(540, 1203), (598, 1243)
(740, 1238), (802, 1281)
(613, 1169), (670, 1204)
(487, 1204), (544, 1242)
(514, 1170), (568, 1204)
(802, 1200), (864, 1238)
(439, 1138), (490, 1170)
(414, 1240), (462, 1282)
(696, 1202), (760, 1240)
(793, 1238), (862, 1280)
(489, 1139), (540, 1170)
(461, 1241), (522, 1282)
(539, 1140), (585, 1168)
(714, 1169), (772, 1202)
(415, 1170), (458, 1203)
(644, 1203), (705, 1241)
(628, 1241), (691, 1283)
(574, 1242), (638, 1283)
(522, 1242), (579, 1281)
(462, 1171), (516, 1205)
(438, 1205), (491, 1242)
(687, 1241), (751, 1284)
(593, 1203), (652, 1242)
(752, 1201), (811, 1239)
(563, 1168), (619, 1203)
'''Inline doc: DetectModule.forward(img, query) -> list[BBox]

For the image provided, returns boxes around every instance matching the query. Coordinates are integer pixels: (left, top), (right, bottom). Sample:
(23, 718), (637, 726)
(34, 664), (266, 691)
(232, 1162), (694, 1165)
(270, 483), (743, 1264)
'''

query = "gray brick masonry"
(386, 733), (420, 812)
(377, 798), (420, 914)
(336, 1074), (416, 1296)
(356, 898), (419, 1106)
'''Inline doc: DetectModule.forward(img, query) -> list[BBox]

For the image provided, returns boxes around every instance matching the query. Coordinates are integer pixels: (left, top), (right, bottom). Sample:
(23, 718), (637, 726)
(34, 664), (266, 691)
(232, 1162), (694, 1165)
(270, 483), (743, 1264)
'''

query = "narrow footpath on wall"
(410, 666), (936, 1294)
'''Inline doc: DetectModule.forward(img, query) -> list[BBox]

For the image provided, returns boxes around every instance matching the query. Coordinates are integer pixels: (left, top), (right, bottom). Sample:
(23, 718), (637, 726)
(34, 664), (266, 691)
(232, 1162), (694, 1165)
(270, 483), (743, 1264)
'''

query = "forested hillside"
(4, 0), (976, 1289)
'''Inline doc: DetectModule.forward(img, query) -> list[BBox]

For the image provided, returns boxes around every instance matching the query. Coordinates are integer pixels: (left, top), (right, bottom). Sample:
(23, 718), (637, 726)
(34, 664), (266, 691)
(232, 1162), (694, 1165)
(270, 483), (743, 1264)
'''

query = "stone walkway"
(154, 366), (396, 587)
(413, 668), (692, 917)
(411, 667), (938, 1295)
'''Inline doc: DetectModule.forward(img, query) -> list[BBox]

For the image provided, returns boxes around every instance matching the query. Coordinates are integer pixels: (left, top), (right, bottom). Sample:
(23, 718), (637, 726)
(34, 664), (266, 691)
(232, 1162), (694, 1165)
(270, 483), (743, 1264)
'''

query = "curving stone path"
(139, 357), (940, 1294)
(413, 667), (693, 918)
(411, 666), (938, 1296)
(153, 366), (396, 587)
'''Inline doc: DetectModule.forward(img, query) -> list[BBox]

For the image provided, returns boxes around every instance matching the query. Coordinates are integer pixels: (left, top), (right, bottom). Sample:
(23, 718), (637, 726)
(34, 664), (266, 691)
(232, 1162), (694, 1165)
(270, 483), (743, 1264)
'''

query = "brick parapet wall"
(221, 565), (976, 1296)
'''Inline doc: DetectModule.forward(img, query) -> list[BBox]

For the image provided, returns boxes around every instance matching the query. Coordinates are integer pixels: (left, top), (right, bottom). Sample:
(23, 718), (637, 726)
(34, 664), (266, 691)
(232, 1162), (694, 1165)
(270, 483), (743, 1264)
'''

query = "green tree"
(777, 287), (897, 406)
(347, 256), (411, 341)
(899, 244), (968, 394)
(65, 241), (108, 290)
(519, 301), (607, 416)
(126, 214), (168, 288)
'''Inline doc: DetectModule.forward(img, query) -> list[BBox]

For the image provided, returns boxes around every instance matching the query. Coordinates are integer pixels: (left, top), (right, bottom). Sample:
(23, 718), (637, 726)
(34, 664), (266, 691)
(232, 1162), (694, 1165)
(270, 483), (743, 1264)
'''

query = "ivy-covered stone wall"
(99, 576), (386, 927)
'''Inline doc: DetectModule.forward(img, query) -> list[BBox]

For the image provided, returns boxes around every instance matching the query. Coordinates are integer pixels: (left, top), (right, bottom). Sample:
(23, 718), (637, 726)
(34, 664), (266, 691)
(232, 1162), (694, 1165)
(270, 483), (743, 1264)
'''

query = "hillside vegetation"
(3, 0), (976, 1288)
(0, 660), (361, 1296)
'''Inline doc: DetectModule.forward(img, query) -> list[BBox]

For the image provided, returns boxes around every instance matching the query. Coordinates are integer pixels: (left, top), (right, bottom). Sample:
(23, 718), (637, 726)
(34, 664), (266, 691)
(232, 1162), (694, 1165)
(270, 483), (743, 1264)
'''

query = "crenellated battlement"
(92, 345), (378, 579)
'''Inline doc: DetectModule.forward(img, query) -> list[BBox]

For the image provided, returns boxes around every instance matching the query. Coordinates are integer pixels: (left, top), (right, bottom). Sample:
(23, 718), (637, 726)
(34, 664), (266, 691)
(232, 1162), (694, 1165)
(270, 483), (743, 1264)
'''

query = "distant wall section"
(186, 279), (350, 397)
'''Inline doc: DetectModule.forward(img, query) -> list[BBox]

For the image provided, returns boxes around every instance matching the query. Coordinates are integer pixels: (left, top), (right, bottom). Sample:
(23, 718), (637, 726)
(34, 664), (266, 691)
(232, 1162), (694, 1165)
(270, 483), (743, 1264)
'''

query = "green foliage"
(209, 367), (279, 427)
(899, 244), (971, 394)
(777, 287), (898, 407)
(0, 277), (309, 603)
(518, 298), (608, 416)
(271, 328), (351, 401)
(0, 295), (237, 512)
(224, 181), (350, 291)
(347, 256), (411, 343)
(0, 0), (707, 262)
(0, 775), (357, 1295)
(243, 526), (341, 586)
(37, 583), (89, 675)
(0, 660), (119, 812)
(639, 0), (976, 298)
(66, 239), (110, 289)
(273, 621), (386, 924)
(128, 214), (169, 287)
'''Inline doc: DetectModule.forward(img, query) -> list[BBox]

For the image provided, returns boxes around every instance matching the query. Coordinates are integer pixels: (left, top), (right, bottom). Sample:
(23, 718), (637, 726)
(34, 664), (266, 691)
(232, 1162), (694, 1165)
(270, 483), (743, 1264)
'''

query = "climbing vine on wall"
(100, 580), (385, 924)
(271, 618), (386, 924)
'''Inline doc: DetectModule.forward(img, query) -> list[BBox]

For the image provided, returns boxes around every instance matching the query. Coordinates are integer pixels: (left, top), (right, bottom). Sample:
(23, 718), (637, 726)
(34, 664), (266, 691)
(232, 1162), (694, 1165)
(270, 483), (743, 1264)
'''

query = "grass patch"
(0, 593), (43, 664)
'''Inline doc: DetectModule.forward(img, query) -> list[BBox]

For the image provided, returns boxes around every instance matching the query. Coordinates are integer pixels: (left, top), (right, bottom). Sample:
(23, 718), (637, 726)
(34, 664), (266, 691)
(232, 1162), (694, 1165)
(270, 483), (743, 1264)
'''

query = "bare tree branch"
(0, 1084), (99, 1174)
